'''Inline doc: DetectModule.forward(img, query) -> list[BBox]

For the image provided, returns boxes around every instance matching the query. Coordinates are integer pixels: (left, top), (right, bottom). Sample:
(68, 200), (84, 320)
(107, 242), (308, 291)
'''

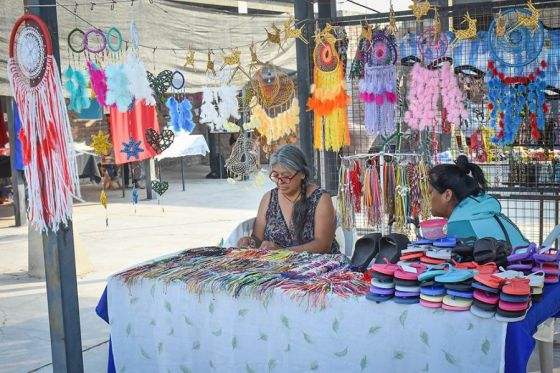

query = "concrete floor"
(0, 163), (558, 372)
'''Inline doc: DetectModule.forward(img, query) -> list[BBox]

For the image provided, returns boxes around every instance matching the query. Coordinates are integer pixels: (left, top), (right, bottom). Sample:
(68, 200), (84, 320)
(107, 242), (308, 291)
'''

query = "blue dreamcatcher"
(488, 7), (544, 68)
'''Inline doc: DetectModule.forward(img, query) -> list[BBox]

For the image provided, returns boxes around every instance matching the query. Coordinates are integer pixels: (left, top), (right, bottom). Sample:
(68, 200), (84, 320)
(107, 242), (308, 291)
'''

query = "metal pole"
(25, 0), (84, 371)
(144, 159), (153, 199)
(294, 0), (315, 180)
(5, 97), (27, 226)
(181, 156), (185, 191)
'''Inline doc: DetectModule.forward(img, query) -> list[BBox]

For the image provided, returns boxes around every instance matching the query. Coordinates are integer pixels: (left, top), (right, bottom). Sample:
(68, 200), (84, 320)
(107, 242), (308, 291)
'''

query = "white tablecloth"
(155, 133), (209, 160)
(107, 274), (507, 373)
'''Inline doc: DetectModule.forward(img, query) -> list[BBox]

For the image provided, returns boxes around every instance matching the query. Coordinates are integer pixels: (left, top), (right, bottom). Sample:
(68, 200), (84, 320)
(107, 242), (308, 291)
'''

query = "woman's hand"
(259, 241), (281, 250)
(237, 236), (256, 249)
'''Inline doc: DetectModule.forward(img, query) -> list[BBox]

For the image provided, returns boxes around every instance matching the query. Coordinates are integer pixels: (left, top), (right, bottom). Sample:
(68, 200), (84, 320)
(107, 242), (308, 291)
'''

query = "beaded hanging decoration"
(100, 189), (108, 227)
(358, 32), (398, 136)
(337, 162), (355, 230)
(106, 26), (122, 61)
(147, 70), (173, 104)
(363, 162), (382, 227)
(120, 136), (144, 160)
(250, 64), (299, 147)
(350, 21), (373, 80)
(383, 161), (396, 225)
(225, 133), (259, 178)
(83, 28), (107, 62)
(486, 60), (548, 143)
(90, 130), (112, 156)
(145, 128), (174, 154)
(307, 24), (350, 151)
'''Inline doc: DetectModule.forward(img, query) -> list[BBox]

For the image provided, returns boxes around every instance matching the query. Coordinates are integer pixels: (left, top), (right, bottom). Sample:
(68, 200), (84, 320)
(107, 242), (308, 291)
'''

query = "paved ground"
(0, 163), (558, 372)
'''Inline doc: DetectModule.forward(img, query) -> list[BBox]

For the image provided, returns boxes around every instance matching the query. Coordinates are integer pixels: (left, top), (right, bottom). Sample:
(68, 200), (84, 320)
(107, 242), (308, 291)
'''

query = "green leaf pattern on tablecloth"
(368, 325), (381, 335)
(150, 319), (156, 326)
(310, 361), (319, 371)
(184, 315), (192, 326)
(467, 321), (474, 331)
(232, 336), (238, 349)
(164, 301), (172, 313)
(192, 340), (200, 350)
(209, 302), (214, 314)
(482, 338), (490, 355)
(393, 351), (404, 360)
(334, 347), (348, 357)
(303, 332), (313, 344)
(209, 360), (215, 369)
(422, 363), (429, 372)
(179, 365), (190, 373)
(281, 315), (290, 329)
(284, 344), (291, 352)
(126, 323), (132, 337)
(150, 284), (156, 297)
(140, 347), (151, 359)
(212, 328), (222, 337)
(268, 359), (277, 372)
(259, 332), (268, 341)
(130, 297), (138, 304)
(360, 355), (367, 372)
(399, 310), (408, 328)
(246, 363), (255, 373)
(443, 350), (457, 366)
(168, 327), (174, 336)
(238, 308), (248, 317)
(332, 318), (339, 333)
(420, 330), (429, 346)
(158, 342), (164, 354)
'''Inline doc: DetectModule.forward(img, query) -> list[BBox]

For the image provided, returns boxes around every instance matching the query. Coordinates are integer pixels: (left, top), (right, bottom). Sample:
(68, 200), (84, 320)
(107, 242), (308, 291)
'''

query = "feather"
(179, 98), (195, 133)
(105, 64), (134, 112)
(87, 61), (108, 107)
(124, 53), (156, 106)
(165, 96), (180, 132)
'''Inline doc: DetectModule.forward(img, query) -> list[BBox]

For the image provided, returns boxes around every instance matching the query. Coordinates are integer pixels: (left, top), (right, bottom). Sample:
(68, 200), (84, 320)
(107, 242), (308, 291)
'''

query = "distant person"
(237, 144), (339, 253)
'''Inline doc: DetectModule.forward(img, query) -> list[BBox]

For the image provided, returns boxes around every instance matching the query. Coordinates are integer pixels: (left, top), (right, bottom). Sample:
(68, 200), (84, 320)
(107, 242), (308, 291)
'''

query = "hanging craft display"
(486, 60), (547, 143)
(307, 24), (350, 151)
(131, 187), (139, 213)
(225, 133), (259, 177)
(487, 6), (544, 69)
(409, 0), (431, 22)
(147, 70), (173, 103)
(121, 136), (144, 160)
(450, 12), (478, 46)
(350, 22), (373, 80)
(250, 64), (299, 146)
(100, 189), (108, 227)
(183, 47), (195, 69)
(105, 63), (133, 112)
(404, 62), (466, 131)
(7, 14), (80, 232)
(165, 96), (195, 133)
(106, 26), (122, 55)
(151, 179), (169, 195)
(90, 130), (112, 156)
(87, 61), (108, 107)
(64, 65), (91, 113)
(145, 128), (174, 154)
(83, 28), (107, 59)
(262, 23), (283, 52)
(200, 86), (240, 132)
(124, 53), (155, 106)
(358, 32), (398, 136)
(418, 27), (448, 63)
(283, 15), (308, 45)
(171, 70), (185, 90)
(68, 28), (85, 54)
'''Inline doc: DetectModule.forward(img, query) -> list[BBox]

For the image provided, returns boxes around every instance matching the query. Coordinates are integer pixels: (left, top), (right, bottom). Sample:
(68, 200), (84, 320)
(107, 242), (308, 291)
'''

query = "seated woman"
(429, 155), (529, 248)
(238, 144), (339, 254)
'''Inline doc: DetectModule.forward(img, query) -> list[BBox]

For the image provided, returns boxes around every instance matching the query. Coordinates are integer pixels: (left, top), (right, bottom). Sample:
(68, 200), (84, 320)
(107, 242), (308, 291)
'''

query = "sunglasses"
(269, 171), (299, 185)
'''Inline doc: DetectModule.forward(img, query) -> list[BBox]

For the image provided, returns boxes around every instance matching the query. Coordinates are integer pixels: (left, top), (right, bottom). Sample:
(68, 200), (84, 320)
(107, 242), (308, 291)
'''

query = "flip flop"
(399, 252), (425, 261)
(452, 261), (478, 270)
(433, 236), (457, 248)
(435, 268), (477, 283)
(452, 243), (474, 257)
(544, 274), (559, 284)
(495, 308), (527, 322)
(443, 294), (473, 308)
(527, 271), (545, 287)
(420, 293), (445, 303)
(395, 285), (421, 293)
(473, 274), (504, 289)
(447, 289), (473, 298)
(420, 256), (448, 265)
(393, 296), (420, 305)
(476, 262), (498, 275)
(442, 303), (471, 312)
(533, 247), (559, 263)
(413, 238), (434, 246)
(472, 281), (500, 293)
(420, 299), (442, 308)
(531, 286), (543, 295)
(402, 244), (429, 254)
(369, 286), (395, 296)
(507, 261), (534, 271)
(532, 293), (543, 302)
(395, 290), (421, 297)
(394, 278), (420, 287)
(371, 271), (394, 282)
(371, 259), (400, 276)
(366, 292), (393, 303)
(492, 269), (525, 280)
(499, 292), (530, 303)
(418, 264), (450, 282)
(532, 263), (560, 275)
(426, 248), (452, 260)
(394, 263), (427, 281)
(473, 289), (499, 304)
(375, 234), (410, 264)
(420, 285), (446, 296)
(371, 279), (395, 289)
(474, 238), (498, 264)
(498, 300), (529, 312)
(351, 233), (382, 271)
(473, 298), (498, 311)
(501, 278), (530, 296)
(507, 243), (537, 262)
(444, 280), (474, 292)
(470, 304), (496, 319)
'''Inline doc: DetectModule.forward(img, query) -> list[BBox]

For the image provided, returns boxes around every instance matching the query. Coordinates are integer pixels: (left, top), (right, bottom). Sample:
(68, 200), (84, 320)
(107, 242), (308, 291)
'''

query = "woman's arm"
(288, 193), (336, 254)
(237, 191), (271, 248)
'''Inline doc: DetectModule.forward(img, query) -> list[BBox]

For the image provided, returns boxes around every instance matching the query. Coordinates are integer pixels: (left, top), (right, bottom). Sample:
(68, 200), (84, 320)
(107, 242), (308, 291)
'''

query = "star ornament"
(90, 130), (112, 156)
(121, 137), (144, 160)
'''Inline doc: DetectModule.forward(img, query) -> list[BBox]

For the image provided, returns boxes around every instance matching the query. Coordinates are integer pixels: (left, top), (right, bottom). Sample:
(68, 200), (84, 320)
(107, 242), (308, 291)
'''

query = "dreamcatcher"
(307, 24), (350, 151)
(166, 70), (195, 133)
(106, 26), (123, 61)
(124, 20), (155, 106)
(200, 86), (240, 132)
(350, 21), (373, 80)
(7, 14), (80, 232)
(225, 133), (259, 178)
(67, 28), (85, 65)
(418, 27), (448, 64)
(250, 64), (299, 152)
(488, 4), (544, 70)
(83, 27), (107, 63)
(358, 32), (398, 136)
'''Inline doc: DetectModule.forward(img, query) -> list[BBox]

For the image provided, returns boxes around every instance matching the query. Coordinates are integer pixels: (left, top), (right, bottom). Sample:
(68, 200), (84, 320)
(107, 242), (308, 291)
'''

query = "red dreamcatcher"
(7, 14), (80, 232)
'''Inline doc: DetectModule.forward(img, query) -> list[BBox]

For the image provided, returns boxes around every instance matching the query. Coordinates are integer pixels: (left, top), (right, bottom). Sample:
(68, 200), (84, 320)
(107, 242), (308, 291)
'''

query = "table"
(96, 251), (560, 373)
(154, 133), (209, 191)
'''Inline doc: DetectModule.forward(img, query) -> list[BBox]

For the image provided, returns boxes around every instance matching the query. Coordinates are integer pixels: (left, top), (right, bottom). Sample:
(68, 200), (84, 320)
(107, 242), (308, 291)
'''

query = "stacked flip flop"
(393, 263), (426, 304)
(418, 265), (448, 308)
(497, 278), (531, 322)
(434, 266), (477, 312)
(471, 272), (503, 319)
(366, 261), (399, 302)
(508, 244), (559, 284)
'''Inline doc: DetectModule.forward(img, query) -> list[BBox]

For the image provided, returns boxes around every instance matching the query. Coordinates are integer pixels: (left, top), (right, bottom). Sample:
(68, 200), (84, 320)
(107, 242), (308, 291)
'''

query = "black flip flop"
(473, 238), (498, 264)
(350, 233), (382, 272)
(444, 279), (473, 292)
(375, 233), (410, 264)
(371, 272), (394, 282)
(496, 308), (527, 318)
(395, 278), (420, 287)
(473, 299), (498, 312)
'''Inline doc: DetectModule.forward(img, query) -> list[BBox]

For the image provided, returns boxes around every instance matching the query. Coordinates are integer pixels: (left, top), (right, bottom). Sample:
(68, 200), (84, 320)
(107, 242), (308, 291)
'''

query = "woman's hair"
(429, 155), (488, 202)
(269, 144), (311, 243)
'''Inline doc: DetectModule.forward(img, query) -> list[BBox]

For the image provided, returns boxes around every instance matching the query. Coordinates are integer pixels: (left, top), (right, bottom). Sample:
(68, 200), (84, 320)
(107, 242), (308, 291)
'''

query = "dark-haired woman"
(429, 155), (529, 248)
(237, 144), (339, 254)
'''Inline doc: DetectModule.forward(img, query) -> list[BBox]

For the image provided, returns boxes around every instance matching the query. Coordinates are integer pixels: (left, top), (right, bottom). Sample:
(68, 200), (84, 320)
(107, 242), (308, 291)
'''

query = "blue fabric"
(12, 102), (24, 171)
(97, 282), (560, 373)
(78, 98), (103, 120)
(95, 287), (116, 373)
(447, 194), (530, 248)
(505, 282), (560, 373)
